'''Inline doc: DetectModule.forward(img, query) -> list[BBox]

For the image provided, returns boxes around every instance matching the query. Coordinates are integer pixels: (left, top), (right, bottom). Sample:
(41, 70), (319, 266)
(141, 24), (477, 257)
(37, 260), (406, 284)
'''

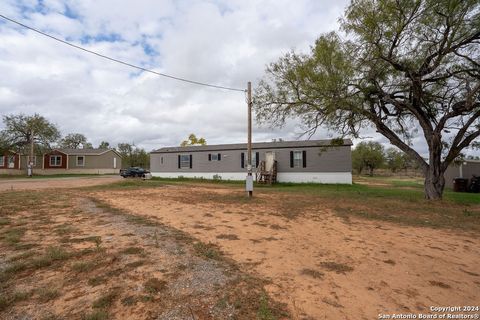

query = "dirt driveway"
(95, 184), (480, 320)
(0, 175), (121, 191)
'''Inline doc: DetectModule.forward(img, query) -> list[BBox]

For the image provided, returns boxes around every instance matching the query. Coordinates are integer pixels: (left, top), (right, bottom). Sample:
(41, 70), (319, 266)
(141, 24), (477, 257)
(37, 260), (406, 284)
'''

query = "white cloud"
(5, 0), (475, 159)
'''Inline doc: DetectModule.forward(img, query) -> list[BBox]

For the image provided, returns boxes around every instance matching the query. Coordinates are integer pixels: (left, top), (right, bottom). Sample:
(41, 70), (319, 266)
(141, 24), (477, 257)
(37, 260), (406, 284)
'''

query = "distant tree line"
(352, 141), (422, 176)
(0, 113), (149, 169)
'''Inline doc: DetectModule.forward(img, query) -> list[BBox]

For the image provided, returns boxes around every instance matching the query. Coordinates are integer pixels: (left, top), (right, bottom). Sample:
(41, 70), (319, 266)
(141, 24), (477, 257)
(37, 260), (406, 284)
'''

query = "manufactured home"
(150, 139), (352, 184)
(444, 160), (480, 189)
(0, 148), (122, 175)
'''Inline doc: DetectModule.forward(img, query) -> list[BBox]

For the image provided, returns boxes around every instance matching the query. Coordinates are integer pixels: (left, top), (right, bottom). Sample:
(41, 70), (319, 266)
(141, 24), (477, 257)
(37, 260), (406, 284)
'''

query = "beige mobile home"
(0, 148), (122, 175)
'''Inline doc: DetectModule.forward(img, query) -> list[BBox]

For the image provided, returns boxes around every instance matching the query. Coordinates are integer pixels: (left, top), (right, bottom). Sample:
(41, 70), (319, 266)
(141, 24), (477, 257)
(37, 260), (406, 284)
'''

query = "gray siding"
(444, 161), (480, 188)
(150, 146), (351, 173)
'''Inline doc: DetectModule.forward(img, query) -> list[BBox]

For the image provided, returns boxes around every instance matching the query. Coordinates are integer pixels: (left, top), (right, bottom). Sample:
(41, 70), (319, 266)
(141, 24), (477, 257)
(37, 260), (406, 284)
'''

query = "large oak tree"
(254, 0), (480, 199)
(60, 133), (91, 149)
(1, 113), (60, 153)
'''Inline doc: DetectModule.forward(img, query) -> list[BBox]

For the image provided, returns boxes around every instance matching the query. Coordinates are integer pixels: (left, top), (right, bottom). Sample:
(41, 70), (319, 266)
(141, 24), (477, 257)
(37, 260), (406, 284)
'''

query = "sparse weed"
(216, 234), (239, 240)
(92, 290), (119, 309)
(193, 242), (222, 260)
(257, 291), (276, 320)
(144, 278), (167, 294)
(122, 247), (144, 255)
(0, 217), (10, 226)
(54, 224), (77, 235)
(125, 260), (146, 269)
(301, 268), (324, 279)
(121, 296), (137, 306)
(37, 286), (60, 302)
(82, 310), (109, 320)
(72, 261), (97, 273)
(88, 276), (107, 287)
(319, 261), (354, 274)
(3, 227), (26, 245)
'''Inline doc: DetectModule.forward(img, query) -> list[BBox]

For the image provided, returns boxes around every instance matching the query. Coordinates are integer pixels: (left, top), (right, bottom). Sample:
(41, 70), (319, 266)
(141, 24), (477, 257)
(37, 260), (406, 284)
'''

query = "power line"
(0, 14), (246, 93)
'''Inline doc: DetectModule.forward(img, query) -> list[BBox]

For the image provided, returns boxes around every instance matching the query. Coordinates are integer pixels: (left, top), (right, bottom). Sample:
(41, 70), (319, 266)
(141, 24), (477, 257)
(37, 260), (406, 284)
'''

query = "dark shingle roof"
(151, 139), (352, 153)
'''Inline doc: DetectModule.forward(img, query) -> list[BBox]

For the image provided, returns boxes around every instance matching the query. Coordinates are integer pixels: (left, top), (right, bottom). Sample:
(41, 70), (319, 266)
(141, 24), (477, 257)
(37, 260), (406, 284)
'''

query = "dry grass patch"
(92, 289), (120, 309)
(216, 233), (240, 240)
(88, 276), (108, 287)
(72, 261), (98, 273)
(82, 310), (109, 320)
(301, 268), (324, 279)
(319, 261), (354, 274)
(121, 246), (144, 255)
(144, 278), (167, 294)
(193, 242), (222, 260)
(37, 286), (60, 302)
(429, 281), (451, 289)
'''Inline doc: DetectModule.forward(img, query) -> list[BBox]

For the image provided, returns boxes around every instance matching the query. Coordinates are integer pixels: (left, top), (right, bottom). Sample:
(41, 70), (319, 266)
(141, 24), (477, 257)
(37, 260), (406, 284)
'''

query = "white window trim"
(180, 154), (190, 168)
(211, 154), (219, 161)
(293, 150), (303, 168)
(76, 156), (85, 167)
(50, 155), (62, 167)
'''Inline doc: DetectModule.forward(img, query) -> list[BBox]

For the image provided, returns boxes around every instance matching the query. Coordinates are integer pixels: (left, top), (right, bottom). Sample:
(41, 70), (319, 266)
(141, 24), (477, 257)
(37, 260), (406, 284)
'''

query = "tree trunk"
(424, 164), (445, 200)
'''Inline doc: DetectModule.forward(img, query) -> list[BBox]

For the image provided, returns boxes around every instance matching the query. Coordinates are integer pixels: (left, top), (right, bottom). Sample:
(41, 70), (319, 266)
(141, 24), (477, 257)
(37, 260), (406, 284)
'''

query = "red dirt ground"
(95, 185), (480, 320)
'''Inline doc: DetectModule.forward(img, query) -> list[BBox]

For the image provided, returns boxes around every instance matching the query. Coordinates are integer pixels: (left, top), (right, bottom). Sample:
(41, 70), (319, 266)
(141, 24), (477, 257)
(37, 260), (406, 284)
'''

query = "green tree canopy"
(98, 141), (110, 149)
(385, 148), (410, 173)
(0, 113), (60, 153)
(117, 143), (149, 168)
(254, 0), (480, 199)
(180, 134), (207, 147)
(60, 133), (90, 149)
(352, 141), (385, 175)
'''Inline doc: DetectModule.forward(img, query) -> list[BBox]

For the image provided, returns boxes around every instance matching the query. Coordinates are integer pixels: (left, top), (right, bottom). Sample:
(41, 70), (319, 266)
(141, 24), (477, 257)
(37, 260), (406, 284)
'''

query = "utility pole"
(246, 81), (253, 197)
(28, 129), (34, 177)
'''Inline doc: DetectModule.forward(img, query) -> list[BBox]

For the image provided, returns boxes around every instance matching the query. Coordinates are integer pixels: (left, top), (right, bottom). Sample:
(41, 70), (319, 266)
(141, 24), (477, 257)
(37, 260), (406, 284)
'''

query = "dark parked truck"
(120, 167), (152, 179)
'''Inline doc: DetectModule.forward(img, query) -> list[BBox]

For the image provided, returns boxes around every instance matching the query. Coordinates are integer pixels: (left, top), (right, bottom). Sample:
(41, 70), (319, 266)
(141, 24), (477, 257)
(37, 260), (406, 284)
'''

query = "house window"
(293, 151), (303, 168)
(241, 152), (259, 168)
(161, 157), (164, 164)
(50, 155), (62, 167)
(290, 150), (306, 168)
(180, 155), (191, 168)
(0, 156), (4, 167)
(77, 156), (85, 167)
(8, 156), (15, 168)
(209, 153), (221, 161)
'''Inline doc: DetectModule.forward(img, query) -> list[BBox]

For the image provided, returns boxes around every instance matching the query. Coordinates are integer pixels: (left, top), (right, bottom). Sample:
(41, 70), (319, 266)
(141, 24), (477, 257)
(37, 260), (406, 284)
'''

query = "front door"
(265, 152), (275, 171)
(8, 156), (15, 168)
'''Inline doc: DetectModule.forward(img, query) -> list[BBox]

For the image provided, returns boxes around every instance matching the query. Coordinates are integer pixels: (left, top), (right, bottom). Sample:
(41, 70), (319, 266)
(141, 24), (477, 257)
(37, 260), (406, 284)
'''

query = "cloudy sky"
(0, 0), (351, 151)
(0, 0), (477, 157)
